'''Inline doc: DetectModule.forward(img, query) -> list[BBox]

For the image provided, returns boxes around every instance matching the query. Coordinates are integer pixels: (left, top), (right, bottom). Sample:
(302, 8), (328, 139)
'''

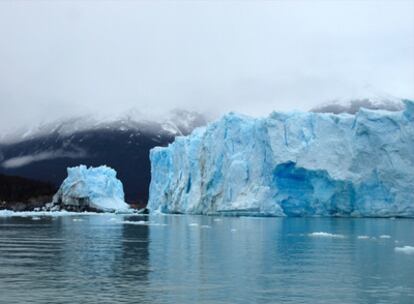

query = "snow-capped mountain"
(0, 109), (207, 144)
(0, 110), (208, 204)
(310, 90), (405, 114)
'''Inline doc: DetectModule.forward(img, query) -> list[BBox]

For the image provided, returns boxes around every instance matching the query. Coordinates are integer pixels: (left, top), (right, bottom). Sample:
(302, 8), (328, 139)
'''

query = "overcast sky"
(0, 0), (413, 131)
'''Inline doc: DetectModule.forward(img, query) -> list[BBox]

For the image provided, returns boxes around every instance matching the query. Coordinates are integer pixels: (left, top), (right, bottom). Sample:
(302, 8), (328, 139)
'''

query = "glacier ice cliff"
(51, 165), (130, 212)
(148, 100), (414, 217)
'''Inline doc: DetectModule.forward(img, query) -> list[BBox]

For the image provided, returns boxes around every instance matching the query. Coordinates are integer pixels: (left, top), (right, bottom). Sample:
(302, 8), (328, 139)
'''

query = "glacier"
(51, 165), (130, 212)
(148, 100), (414, 217)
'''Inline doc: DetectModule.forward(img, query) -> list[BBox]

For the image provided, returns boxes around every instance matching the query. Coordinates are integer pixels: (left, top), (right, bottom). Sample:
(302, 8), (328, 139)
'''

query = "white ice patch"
(380, 235), (391, 239)
(0, 210), (105, 217)
(309, 232), (345, 238)
(120, 220), (166, 226)
(357, 235), (370, 239)
(122, 220), (147, 225)
(189, 223), (199, 227)
(394, 246), (414, 255)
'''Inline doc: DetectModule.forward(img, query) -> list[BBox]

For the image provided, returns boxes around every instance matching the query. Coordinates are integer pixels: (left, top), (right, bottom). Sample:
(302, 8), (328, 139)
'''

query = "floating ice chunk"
(52, 165), (130, 212)
(121, 220), (167, 226)
(200, 225), (211, 229)
(231, 228), (237, 232)
(379, 235), (391, 239)
(73, 218), (84, 222)
(189, 223), (199, 227)
(0, 210), (101, 217)
(122, 220), (148, 225)
(357, 235), (370, 239)
(395, 246), (414, 255)
(309, 232), (345, 238)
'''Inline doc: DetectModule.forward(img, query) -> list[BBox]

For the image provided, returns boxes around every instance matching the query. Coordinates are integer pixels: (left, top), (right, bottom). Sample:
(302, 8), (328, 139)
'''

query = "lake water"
(0, 214), (413, 304)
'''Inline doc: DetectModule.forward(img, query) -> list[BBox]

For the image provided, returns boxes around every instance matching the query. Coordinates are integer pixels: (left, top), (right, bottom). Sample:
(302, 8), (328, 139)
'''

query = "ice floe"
(309, 232), (345, 238)
(394, 246), (414, 255)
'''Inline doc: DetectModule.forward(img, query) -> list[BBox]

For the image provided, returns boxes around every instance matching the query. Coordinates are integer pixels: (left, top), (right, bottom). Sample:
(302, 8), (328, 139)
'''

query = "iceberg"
(148, 100), (414, 217)
(51, 165), (130, 212)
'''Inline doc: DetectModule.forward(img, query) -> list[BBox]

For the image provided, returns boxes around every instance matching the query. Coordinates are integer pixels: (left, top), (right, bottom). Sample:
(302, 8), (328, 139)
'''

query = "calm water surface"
(0, 214), (413, 304)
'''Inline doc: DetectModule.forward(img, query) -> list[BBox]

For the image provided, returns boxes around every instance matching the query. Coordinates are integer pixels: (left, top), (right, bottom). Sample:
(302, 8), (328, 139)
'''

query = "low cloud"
(1, 150), (86, 169)
(0, 1), (413, 131)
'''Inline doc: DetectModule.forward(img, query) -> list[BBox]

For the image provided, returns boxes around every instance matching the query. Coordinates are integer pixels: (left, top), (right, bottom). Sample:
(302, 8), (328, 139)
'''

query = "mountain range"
(0, 110), (208, 206)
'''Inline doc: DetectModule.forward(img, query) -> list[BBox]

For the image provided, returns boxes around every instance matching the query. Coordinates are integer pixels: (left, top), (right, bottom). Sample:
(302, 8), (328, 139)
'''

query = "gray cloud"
(0, 0), (413, 131)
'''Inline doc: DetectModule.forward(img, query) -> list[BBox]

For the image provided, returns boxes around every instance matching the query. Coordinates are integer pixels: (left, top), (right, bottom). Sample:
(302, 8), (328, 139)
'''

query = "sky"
(0, 0), (413, 131)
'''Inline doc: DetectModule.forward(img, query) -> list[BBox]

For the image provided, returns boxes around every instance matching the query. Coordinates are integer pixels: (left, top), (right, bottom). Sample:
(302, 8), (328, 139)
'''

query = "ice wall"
(148, 100), (414, 217)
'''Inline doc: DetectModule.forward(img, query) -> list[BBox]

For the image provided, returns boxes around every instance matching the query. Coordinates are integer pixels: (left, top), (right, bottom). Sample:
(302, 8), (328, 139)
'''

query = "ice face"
(148, 100), (414, 217)
(53, 165), (130, 212)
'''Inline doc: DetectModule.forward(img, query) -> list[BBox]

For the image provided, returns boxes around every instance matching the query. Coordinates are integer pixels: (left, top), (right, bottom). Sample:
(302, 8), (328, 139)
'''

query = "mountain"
(0, 110), (208, 206)
(310, 91), (405, 114)
(148, 100), (414, 217)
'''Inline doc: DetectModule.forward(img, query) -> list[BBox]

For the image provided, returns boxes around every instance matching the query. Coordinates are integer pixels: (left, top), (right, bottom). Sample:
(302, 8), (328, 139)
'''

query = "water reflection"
(0, 215), (151, 304)
(0, 215), (413, 304)
(146, 216), (414, 304)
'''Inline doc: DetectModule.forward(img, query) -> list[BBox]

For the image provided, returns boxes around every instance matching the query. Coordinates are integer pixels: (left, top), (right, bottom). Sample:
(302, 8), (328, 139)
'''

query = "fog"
(0, 0), (413, 131)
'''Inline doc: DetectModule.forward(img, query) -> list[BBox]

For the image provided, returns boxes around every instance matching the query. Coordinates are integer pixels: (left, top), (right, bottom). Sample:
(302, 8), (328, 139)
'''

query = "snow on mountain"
(148, 100), (414, 217)
(310, 89), (405, 114)
(0, 109), (208, 144)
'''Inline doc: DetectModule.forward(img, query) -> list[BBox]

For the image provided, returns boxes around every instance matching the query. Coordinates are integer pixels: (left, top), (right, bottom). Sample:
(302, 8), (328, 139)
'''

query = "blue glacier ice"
(148, 100), (414, 217)
(52, 165), (130, 212)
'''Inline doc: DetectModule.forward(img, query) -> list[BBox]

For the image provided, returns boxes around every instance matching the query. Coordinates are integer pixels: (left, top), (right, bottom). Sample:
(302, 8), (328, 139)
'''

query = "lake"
(0, 214), (413, 304)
